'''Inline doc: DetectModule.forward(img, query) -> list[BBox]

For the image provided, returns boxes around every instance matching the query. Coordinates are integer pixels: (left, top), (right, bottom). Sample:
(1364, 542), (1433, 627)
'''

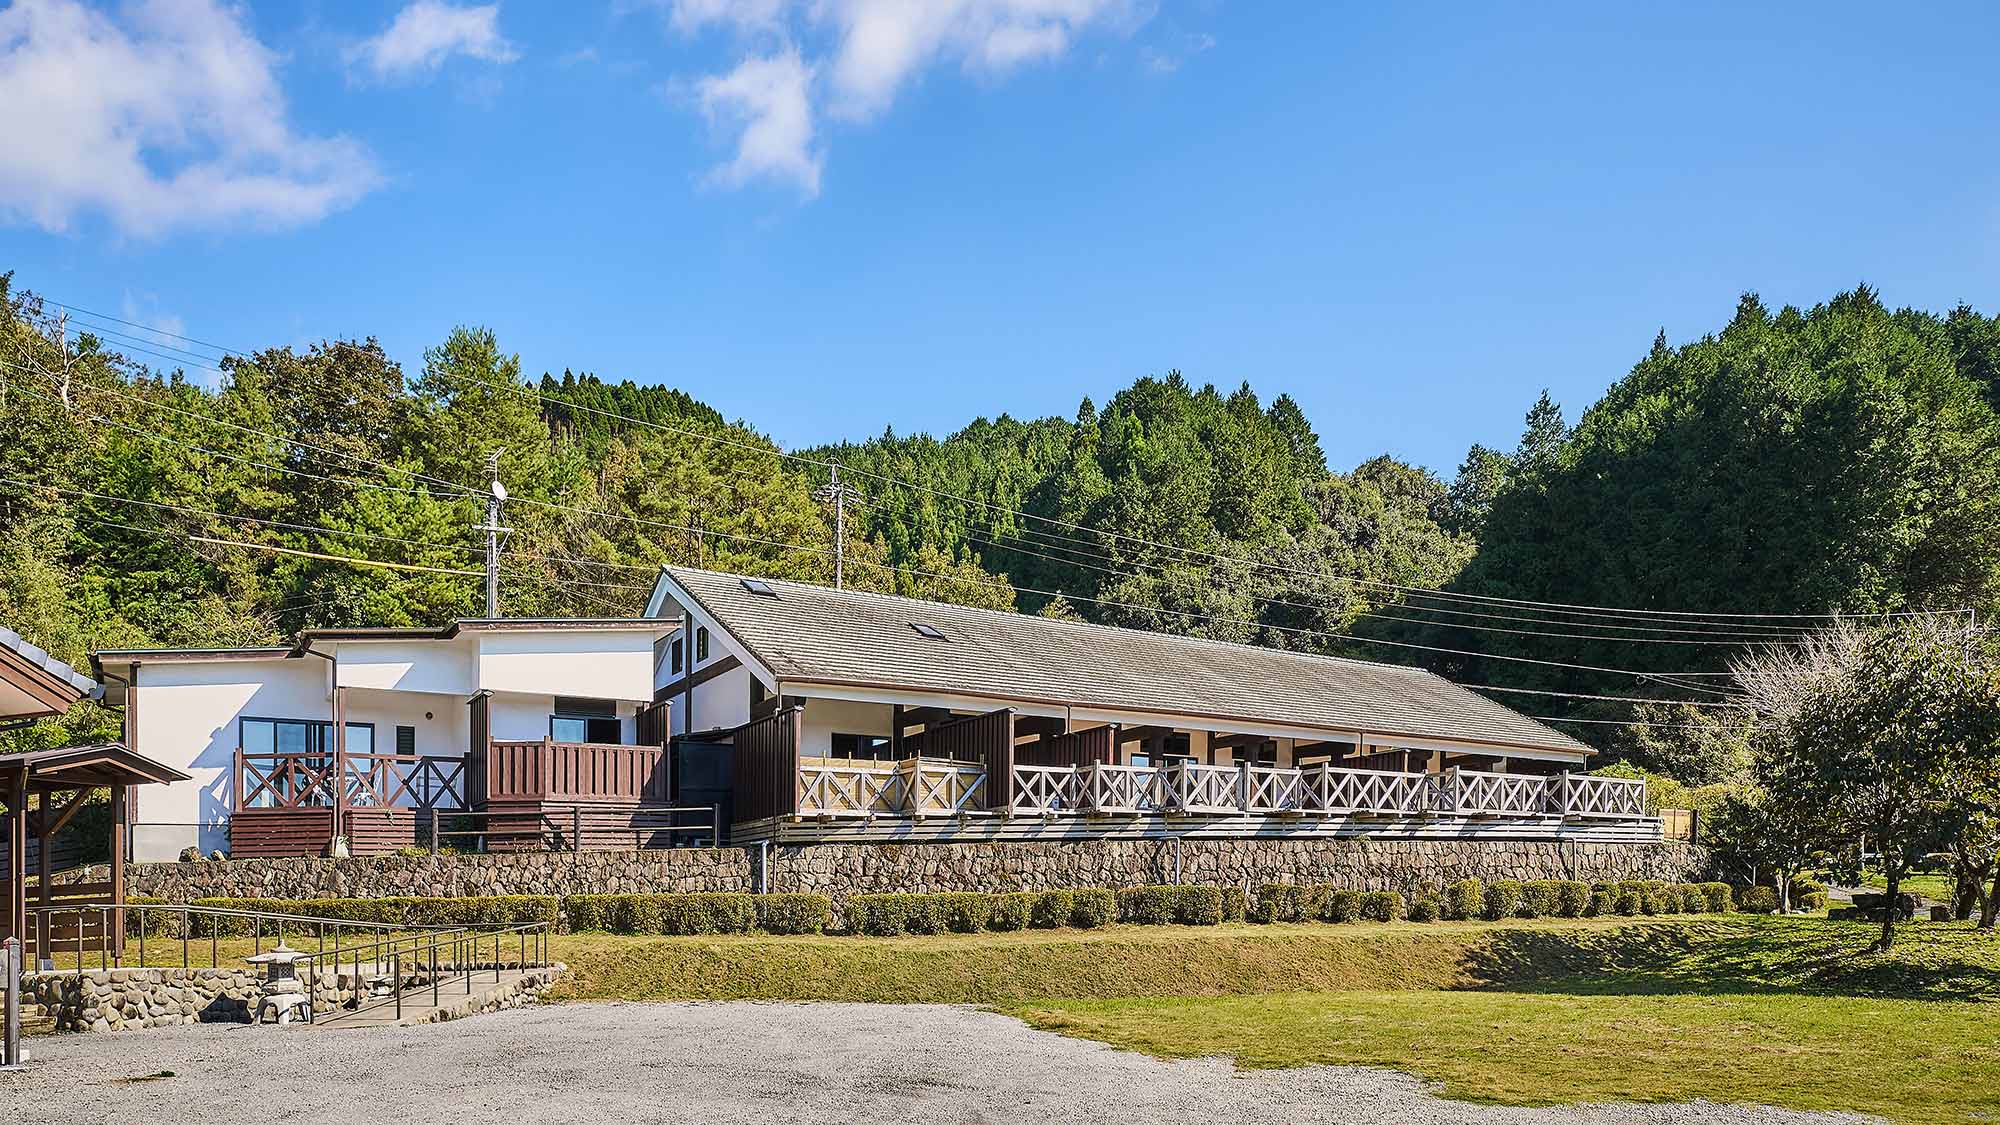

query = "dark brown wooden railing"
(484, 740), (667, 803)
(731, 707), (802, 824)
(233, 751), (466, 811)
(902, 708), (1016, 811)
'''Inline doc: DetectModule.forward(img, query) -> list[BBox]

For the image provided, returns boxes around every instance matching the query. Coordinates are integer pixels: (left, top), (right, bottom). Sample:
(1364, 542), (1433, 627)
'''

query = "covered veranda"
(2, 744), (189, 961)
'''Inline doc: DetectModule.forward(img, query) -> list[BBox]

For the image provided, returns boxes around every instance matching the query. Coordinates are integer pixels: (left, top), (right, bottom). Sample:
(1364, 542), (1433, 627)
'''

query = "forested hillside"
(1, 273), (1995, 754)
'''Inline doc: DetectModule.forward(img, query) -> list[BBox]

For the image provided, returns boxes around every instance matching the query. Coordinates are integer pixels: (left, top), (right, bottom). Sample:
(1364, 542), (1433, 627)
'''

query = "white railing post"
(1236, 762), (1252, 812)
(1555, 771), (1571, 817)
(1441, 766), (1460, 814)
(2, 935), (20, 1070)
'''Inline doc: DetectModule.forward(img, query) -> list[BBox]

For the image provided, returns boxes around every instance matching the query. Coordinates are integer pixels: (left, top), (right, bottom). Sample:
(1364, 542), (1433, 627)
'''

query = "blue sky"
(3, 1), (1995, 476)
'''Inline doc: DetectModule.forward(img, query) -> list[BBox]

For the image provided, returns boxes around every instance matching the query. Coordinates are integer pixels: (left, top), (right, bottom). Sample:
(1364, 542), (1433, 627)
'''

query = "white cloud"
(0, 0), (381, 237)
(666, 0), (1141, 195)
(818, 0), (1127, 120)
(666, 0), (789, 35)
(1139, 29), (1213, 75)
(695, 47), (820, 196)
(346, 0), (518, 79)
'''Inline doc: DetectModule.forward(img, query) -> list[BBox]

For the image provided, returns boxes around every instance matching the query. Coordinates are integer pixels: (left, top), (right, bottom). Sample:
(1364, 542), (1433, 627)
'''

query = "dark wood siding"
(730, 706), (800, 823)
(902, 708), (1016, 811)
(1016, 724), (1116, 769)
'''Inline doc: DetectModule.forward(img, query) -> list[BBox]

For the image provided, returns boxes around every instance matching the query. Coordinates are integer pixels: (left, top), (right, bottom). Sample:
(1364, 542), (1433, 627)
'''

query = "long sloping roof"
(659, 566), (1593, 756)
(0, 624), (97, 698)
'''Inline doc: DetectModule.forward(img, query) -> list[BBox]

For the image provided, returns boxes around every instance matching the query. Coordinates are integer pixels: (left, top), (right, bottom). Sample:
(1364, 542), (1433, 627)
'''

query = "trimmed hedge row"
(127, 894), (557, 937)
(1250, 878), (1737, 923)
(564, 893), (833, 935)
(124, 876), (1758, 941)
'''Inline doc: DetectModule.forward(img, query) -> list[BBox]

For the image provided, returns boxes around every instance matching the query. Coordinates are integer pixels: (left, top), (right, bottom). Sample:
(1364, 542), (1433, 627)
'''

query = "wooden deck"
(228, 738), (687, 856)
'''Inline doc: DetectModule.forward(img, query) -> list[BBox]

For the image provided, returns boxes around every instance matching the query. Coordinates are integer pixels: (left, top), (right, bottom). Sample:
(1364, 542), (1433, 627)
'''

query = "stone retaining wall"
(21, 961), (557, 1032)
(130, 839), (1708, 905)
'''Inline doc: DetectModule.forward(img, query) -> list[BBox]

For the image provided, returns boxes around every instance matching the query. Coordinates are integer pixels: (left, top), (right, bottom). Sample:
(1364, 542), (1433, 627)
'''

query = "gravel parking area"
(1, 1002), (1869, 1125)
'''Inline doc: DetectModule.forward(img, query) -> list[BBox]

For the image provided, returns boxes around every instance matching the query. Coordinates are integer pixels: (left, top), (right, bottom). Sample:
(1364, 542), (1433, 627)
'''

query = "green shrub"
(930, 893), (991, 934)
(1175, 885), (1224, 926)
(181, 895), (558, 937)
(1792, 879), (1829, 912)
(1029, 890), (1075, 930)
(844, 894), (919, 936)
(1327, 889), (1363, 924)
(1482, 880), (1523, 921)
(987, 892), (1032, 931)
(1443, 879), (1483, 921)
(756, 894), (832, 935)
(1118, 885), (1179, 926)
(564, 895), (610, 933)
(1553, 881), (1591, 918)
(1070, 889), (1115, 929)
(1518, 880), (1558, 919)
(1407, 894), (1440, 923)
(1586, 885), (1616, 917)
(1221, 885), (1247, 922)
(1361, 890), (1405, 923)
(1674, 884), (1705, 914)
(1250, 883), (1305, 923)
(1700, 882), (1733, 913)
(1735, 885), (1779, 914)
(1637, 881), (1677, 916)
(1299, 883), (1333, 922)
(1614, 883), (1643, 916)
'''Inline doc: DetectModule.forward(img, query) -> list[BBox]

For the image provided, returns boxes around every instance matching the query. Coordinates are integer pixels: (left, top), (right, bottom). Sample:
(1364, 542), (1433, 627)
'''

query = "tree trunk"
(1875, 868), (1900, 953)
(1776, 871), (1792, 915)
(1982, 865), (2000, 932)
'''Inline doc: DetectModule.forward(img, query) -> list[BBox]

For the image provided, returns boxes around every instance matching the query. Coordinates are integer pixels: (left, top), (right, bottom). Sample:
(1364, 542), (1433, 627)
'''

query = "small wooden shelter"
(0, 627), (186, 955)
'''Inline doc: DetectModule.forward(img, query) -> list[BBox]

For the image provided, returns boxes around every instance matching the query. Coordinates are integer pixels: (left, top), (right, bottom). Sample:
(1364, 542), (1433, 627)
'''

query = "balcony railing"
(994, 763), (1648, 821)
(796, 757), (991, 817)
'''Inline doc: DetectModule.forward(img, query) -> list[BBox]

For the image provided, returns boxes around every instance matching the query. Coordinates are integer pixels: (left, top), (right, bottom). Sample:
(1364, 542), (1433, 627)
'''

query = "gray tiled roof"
(0, 625), (97, 698)
(662, 566), (1593, 756)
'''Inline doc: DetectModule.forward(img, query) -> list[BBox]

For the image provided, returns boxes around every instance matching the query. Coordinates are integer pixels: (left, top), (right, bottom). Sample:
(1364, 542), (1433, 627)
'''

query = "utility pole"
(478, 450), (510, 617)
(53, 311), (71, 408)
(814, 463), (863, 589)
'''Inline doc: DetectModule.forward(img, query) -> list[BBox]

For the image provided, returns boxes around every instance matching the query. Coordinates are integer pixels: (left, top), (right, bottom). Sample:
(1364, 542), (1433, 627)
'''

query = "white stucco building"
(93, 619), (671, 862)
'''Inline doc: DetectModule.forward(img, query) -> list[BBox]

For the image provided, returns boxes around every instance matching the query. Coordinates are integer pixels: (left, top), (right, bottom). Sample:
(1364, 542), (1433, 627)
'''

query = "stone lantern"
(247, 943), (311, 1025)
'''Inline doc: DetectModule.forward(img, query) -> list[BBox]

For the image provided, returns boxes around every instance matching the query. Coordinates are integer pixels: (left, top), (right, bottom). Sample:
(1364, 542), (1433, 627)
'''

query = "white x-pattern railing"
(1081, 763), (1168, 812)
(1162, 762), (1239, 811)
(798, 762), (902, 814)
(806, 757), (1653, 823)
(897, 758), (987, 814)
(1450, 769), (1548, 816)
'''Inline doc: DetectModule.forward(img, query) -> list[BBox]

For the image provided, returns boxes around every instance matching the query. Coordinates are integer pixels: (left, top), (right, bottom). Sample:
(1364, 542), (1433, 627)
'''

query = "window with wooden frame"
(695, 626), (710, 664)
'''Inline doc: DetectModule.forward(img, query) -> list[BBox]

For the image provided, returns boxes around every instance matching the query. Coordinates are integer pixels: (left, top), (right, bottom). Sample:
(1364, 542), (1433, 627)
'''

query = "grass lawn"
(546, 914), (2000, 1124)
(1862, 872), (1959, 904)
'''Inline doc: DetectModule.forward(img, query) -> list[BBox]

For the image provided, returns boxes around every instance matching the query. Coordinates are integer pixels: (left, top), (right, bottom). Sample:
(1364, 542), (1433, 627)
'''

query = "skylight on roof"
(741, 579), (777, 597)
(910, 623), (948, 641)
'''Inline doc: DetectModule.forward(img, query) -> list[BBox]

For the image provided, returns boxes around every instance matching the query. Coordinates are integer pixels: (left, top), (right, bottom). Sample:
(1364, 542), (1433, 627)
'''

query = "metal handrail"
(293, 919), (552, 1024)
(425, 804), (721, 852)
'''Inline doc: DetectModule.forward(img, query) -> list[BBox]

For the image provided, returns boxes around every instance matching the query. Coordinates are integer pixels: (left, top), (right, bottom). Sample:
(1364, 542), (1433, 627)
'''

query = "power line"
(44, 291), (1948, 629)
(837, 553), (1732, 703)
(9, 291), (1867, 707)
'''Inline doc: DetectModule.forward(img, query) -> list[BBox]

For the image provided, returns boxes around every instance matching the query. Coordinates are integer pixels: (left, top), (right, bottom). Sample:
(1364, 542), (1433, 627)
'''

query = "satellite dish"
(491, 479), (509, 502)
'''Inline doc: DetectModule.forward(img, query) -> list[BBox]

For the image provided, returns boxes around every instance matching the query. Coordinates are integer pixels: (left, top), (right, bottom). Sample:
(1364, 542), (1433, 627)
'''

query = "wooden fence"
(483, 740), (667, 803)
(900, 708), (1016, 810)
(731, 707), (802, 823)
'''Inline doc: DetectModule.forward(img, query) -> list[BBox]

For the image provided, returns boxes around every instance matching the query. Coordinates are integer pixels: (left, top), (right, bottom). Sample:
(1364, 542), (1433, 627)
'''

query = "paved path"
(1, 1002), (1871, 1125)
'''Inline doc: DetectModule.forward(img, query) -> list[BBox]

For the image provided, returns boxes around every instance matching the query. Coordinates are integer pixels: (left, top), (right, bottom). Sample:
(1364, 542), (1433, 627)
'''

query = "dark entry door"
(672, 739), (734, 844)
